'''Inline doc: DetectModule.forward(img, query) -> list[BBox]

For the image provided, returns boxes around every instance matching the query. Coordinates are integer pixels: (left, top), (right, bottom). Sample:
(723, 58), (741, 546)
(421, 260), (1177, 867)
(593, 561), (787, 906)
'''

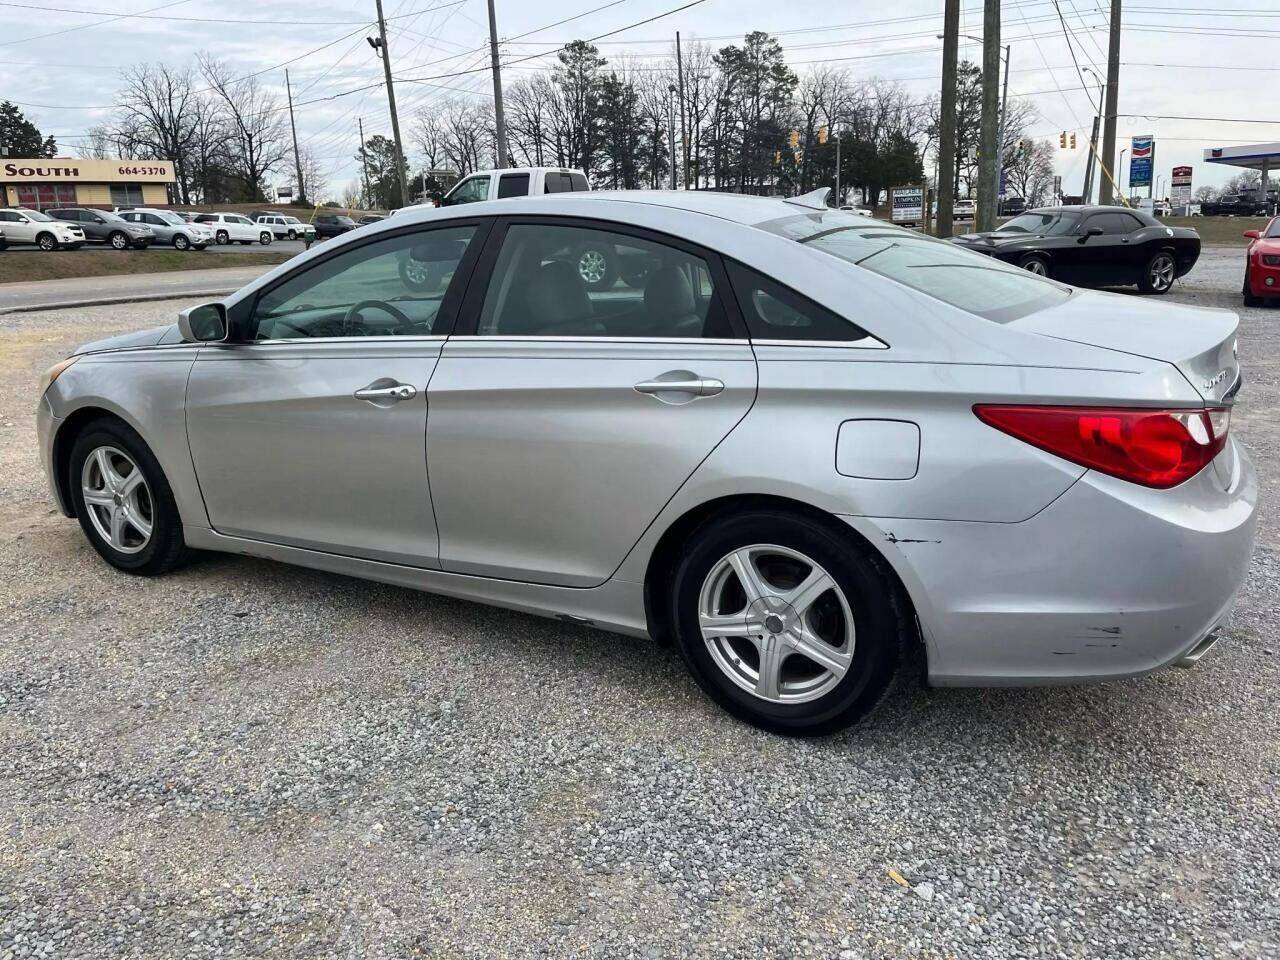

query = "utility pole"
(976, 0), (1001, 233)
(372, 0), (408, 208)
(994, 43), (1009, 222)
(487, 0), (508, 168)
(667, 84), (678, 189)
(285, 69), (306, 205)
(357, 117), (372, 207)
(1098, 0), (1122, 205)
(1081, 68), (1105, 203)
(676, 31), (688, 188)
(937, 0), (960, 237)
(834, 128), (841, 206)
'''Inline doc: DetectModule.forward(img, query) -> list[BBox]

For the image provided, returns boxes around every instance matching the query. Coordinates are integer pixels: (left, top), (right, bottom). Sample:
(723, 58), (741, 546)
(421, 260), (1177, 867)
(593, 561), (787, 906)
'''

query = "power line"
(0, 0), (194, 47)
(0, 0), (433, 24)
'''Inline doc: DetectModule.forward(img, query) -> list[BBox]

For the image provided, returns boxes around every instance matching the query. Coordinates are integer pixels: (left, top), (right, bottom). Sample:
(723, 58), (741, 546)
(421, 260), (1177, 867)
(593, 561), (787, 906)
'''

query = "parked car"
(1242, 216), (1280, 307)
(193, 212), (272, 245)
(998, 196), (1026, 217)
(953, 198), (977, 221)
(313, 213), (357, 239)
(0, 226), (6, 250)
(47, 208), (153, 249)
(951, 205), (1200, 294)
(117, 208), (213, 250)
(0, 208), (84, 249)
(1201, 194), (1269, 217)
(358, 215), (385, 225)
(36, 193), (1254, 735)
(254, 212), (315, 242)
(440, 167), (590, 207)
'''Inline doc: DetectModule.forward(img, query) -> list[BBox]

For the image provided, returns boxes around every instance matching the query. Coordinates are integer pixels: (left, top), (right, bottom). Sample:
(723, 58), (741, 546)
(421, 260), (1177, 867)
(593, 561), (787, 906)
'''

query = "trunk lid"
(1010, 288), (1239, 403)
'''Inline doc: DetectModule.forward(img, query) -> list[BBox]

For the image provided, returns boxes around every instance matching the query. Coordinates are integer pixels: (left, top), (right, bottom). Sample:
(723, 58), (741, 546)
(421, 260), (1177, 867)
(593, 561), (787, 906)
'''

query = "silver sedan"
(35, 191), (1256, 735)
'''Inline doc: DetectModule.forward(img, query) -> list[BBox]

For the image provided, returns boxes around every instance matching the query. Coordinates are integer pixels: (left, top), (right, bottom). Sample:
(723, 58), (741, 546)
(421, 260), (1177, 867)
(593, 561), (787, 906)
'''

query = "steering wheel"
(342, 299), (413, 336)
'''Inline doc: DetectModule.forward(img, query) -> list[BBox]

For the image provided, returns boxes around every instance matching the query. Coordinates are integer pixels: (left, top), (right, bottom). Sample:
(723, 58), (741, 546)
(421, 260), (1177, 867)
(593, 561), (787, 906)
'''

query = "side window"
(726, 261), (869, 343)
(568, 172), (589, 191)
(1085, 213), (1124, 235)
(194, 215), (214, 223)
(1117, 213), (1144, 233)
(475, 222), (731, 339)
(445, 176), (489, 205)
(543, 172), (572, 194)
(144, 214), (165, 226)
(250, 224), (477, 340)
(497, 173), (530, 199)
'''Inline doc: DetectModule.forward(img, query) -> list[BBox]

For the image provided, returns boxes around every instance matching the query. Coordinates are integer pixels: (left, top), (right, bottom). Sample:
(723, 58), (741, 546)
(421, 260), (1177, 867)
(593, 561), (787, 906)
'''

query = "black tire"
(669, 510), (910, 736)
(259, 231), (272, 245)
(215, 229), (229, 245)
(1139, 250), (1177, 294)
(573, 241), (619, 292)
(1019, 253), (1051, 278)
(67, 418), (191, 576)
(287, 229), (297, 241)
(173, 233), (191, 251)
(37, 232), (57, 251)
(619, 255), (660, 290)
(108, 231), (130, 250)
(1243, 269), (1263, 307)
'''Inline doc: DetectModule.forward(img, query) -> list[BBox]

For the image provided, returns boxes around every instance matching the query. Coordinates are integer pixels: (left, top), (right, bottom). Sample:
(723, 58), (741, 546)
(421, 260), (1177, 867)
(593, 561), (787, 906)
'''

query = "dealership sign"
(891, 185), (924, 224)
(1170, 164), (1193, 205)
(1129, 136), (1154, 188)
(0, 159), (174, 183)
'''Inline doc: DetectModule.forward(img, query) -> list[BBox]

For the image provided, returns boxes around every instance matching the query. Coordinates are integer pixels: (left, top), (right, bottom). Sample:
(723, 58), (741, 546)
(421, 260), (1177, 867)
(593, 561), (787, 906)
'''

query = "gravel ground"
(1, 250), (1278, 960)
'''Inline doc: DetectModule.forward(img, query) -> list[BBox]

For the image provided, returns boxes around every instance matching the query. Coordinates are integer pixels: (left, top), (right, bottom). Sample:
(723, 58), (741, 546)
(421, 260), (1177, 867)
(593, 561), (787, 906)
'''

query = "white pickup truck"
(441, 166), (590, 206)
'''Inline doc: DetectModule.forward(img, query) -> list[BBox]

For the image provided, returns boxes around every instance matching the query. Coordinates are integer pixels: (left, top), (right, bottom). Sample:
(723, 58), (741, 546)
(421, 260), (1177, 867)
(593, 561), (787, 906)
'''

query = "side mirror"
(1243, 229), (1261, 240)
(16, 216), (28, 223)
(177, 302), (228, 343)
(1079, 225), (1103, 243)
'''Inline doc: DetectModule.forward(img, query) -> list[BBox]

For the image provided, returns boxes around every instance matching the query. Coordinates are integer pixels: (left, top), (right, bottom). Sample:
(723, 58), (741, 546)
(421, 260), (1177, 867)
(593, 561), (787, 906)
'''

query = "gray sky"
(2, 0), (1277, 198)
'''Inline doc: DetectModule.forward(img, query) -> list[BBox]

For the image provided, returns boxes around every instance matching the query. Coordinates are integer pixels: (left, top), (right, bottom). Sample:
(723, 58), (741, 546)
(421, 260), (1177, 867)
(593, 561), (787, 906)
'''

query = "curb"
(0, 288), (239, 316)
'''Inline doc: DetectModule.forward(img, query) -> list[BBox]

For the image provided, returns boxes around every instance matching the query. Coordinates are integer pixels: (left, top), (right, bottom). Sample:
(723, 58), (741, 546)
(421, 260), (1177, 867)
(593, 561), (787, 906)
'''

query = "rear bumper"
(848, 438), (1258, 686)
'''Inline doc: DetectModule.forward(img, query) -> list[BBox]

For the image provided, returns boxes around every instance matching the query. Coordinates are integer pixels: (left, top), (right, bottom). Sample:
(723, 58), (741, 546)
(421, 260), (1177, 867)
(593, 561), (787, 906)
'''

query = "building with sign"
(1, 159), (175, 211)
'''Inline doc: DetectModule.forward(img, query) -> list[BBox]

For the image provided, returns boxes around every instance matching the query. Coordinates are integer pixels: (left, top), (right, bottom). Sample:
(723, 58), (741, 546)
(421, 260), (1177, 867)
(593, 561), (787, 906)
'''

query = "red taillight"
(974, 404), (1230, 489)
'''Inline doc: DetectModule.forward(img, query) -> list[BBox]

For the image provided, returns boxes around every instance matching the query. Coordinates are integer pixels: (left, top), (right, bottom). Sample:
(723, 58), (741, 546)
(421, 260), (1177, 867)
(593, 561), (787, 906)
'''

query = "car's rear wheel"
(173, 233), (190, 251)
(1140, 251), (1177, 294)
(574, 242), (618, 292)
(68, 419), (191, 575)
(259, 231), (272, 245)
(669, 510), (908, 735)
(36, 232), (57, 251)
(108, 231), (130, 250)
(1019, 254), (1050, 277)
(215, 229), (229, 245)
(1243, 269), (1263, 307)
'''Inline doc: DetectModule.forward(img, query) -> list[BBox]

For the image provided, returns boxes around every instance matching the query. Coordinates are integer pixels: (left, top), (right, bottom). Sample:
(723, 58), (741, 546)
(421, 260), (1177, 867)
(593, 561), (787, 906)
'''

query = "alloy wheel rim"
(1151, 255), (1175, 290)
(697, 544), (856, 704)
(578, 249), (607, 284)
(81, 446), (153, 554)
(112, 234), (127, 249)
(39, 235), (54, 250)
(1024, 259), (1047, 275)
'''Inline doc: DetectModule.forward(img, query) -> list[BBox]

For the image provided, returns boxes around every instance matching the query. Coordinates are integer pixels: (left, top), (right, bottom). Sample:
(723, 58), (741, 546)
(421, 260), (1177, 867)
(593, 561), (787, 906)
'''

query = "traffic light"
(1070, 132), (1077, 149)
(1060, 131), (1067, 148)
(817, 126), (828, 145)
(788, 129), (799, 149)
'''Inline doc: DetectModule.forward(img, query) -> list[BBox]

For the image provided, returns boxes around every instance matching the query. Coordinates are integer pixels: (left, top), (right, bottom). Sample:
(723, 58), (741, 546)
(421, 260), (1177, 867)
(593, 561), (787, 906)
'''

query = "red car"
(1243, 216), (1280, 306)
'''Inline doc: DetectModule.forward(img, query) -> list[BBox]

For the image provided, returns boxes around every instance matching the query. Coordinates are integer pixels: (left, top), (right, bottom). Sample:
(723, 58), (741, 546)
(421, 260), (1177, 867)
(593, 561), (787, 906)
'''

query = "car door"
(1113, 211), (1153, 281)
(0, 210), (33, 243)
(185, 219), (488, 567)
(1070, 213), (1128, 286)
(427, 216), (757, 588)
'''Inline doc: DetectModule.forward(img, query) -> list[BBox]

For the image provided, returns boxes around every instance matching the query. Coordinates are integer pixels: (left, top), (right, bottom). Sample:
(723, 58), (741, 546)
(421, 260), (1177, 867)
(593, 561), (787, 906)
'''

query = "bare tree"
(198, 53), (289, 201)
(297, 147), (329, 203)
(110, 63), (203, 202)
(504, 74), (557, 168)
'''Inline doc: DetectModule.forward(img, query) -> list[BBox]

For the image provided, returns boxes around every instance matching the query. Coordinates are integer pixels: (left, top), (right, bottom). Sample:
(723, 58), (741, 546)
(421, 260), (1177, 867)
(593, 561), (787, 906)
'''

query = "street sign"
(277, 186), (294, 199)
(1129, 135), (1154, 188)
(891, 185), (924, 225)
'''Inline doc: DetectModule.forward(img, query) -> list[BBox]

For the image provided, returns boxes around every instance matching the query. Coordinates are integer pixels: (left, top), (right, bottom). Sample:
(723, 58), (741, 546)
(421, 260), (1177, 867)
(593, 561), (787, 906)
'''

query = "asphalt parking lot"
(1, 248), (1277, 959)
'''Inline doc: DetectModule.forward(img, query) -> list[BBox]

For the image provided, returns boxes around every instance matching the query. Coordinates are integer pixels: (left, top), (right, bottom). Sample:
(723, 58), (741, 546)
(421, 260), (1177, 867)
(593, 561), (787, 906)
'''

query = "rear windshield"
(757, 210), (1070, 323)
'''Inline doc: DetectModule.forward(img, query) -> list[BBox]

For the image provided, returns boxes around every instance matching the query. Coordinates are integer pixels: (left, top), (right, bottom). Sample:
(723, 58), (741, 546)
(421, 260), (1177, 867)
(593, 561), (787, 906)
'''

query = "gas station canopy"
(1204, 142), (1278, 192)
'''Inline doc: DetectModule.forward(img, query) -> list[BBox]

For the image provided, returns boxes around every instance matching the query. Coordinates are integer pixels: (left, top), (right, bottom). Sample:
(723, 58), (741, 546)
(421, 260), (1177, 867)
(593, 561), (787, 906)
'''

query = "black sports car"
(951, 205), (1200, 294)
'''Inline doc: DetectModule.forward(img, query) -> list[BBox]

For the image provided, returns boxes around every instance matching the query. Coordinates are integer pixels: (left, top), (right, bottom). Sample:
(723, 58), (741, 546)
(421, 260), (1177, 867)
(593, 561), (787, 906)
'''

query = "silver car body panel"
(38, 190), (1257, 686)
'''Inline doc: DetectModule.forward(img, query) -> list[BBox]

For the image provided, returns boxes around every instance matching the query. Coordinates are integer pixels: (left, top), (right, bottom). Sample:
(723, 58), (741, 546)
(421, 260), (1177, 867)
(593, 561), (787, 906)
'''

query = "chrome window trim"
(750, 337), (888, 350)
(443, 335), (749, 346)
(235, 334), (450, 347)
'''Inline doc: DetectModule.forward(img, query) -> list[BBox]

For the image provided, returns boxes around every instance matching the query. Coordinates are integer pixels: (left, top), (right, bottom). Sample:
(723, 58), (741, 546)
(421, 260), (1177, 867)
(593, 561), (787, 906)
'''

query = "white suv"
(117, 208), (214, 250)
(193, 212), (273, 245)
(254, 213), (315, 242)
(0, 208), (85, 250)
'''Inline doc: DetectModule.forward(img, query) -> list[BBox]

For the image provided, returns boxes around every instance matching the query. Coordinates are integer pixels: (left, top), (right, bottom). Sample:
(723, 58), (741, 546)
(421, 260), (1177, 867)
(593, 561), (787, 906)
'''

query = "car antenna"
(784, 187), (832, 210)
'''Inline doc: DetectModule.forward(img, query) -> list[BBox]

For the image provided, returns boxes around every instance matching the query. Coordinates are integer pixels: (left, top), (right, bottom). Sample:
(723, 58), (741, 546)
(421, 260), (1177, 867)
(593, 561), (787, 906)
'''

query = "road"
(0, 265), (279, 314)
(0, 244), (1276, 959)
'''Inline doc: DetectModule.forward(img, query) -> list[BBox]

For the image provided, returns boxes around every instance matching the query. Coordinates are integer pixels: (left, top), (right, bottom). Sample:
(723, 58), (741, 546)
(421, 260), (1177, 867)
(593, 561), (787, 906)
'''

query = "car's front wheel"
(259, 231), (272, 245)
(215, 229), (229, 245)
(670, 510), (908, 735)
(574, 242), (618, 292)
(287, 229), (297, 241)
(36, 232), (57, 251)
(1243, 268), (1263, 307)
(109, 231), (130, 250)
(1140, 251), (1177, 294)
(1019, 254), (1051, 277)
(173, 233), (191, 251)
(68, 419), (190, 575)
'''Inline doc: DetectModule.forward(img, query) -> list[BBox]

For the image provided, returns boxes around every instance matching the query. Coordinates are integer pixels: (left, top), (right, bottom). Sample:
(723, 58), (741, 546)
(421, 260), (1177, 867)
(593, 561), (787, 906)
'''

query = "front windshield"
(757, 209), (1070, 324)
(156, 211), (184, 225)
(336, 216), (356, 225)
(999, 211), (1080, 235)
(98, 210), (124, 222)
(1267, 218), (1280, 239)
(24, 209), (54, 222)
(284, 216), (301, 224)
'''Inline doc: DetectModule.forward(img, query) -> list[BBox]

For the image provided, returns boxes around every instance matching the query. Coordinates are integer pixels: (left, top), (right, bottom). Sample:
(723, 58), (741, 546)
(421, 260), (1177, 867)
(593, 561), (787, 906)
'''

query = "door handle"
(354, 382), (417, 402)
(634, 376), (724, 397)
